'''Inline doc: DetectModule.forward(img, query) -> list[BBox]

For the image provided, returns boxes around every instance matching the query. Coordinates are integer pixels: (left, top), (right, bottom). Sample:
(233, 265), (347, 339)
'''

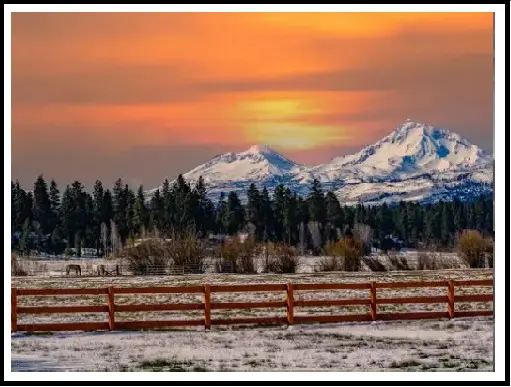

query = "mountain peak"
(243, 144), (274, 155)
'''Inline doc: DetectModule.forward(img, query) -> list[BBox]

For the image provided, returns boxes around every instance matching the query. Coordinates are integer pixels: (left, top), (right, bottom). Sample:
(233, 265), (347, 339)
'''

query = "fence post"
(447, 280), (455, 319)
(108, 286), (115, 331)
(204, 284), (211, 330)
(11, 287), (17, 333)
(286, 283), (294, 326)
(370, 282), (377, 321)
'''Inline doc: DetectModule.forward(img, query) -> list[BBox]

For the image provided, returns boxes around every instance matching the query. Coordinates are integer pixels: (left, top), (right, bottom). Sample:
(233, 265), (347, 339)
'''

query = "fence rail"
(11, 279), (493, 333)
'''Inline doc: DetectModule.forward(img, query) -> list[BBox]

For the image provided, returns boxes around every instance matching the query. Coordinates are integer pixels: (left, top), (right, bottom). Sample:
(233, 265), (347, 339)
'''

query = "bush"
(264, 243), (299, 274)
(167, 229), (206, 273)
(121, 239), (169, 275)
(388, 251), (410, 271)
(320, 241), (344, 271)
(361, 256), (387, 272)
(11, 254), (27, 276)
(219, 236), (260, 274)
(323, 237), (363, 272)
(417, 252), (438, 270)
(353, 223), (373, 256)
(318, 256), (343, 272)
(457, 230), (491, 269)
(484, 238), (494, 269)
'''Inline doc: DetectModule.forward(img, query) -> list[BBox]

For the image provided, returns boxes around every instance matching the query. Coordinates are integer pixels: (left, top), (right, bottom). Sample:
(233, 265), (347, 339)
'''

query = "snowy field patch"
(11, 318), (493, 372)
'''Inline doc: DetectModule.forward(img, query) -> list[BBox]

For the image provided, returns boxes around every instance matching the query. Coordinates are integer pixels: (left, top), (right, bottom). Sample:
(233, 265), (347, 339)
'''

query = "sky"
(11, 12), (494, 190)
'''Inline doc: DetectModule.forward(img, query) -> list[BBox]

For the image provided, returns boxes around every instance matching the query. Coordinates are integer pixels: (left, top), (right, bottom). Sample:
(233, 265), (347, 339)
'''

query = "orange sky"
(11, 12), (494, 188)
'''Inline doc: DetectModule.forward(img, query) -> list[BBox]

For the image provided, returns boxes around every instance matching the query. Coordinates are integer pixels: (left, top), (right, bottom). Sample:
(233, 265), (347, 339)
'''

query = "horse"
(96, 264), (106, 276)
(96, 264), (120, 276)
(65, 264), (81, 276)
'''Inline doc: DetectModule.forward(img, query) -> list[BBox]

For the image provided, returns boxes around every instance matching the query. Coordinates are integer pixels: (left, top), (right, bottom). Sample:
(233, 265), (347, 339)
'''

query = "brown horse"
(66, 264), (81, 276)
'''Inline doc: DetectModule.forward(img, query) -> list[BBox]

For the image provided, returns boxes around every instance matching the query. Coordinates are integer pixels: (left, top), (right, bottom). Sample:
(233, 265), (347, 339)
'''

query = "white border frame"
(4, 3), (507, 383)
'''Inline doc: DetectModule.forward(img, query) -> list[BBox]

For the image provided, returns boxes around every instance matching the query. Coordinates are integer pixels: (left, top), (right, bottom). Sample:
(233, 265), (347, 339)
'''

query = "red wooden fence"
(11, 279), (493, 333)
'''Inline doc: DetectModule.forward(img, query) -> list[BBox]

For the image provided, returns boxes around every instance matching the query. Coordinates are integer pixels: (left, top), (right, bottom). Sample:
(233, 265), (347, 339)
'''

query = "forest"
(11, 174), (493, 257)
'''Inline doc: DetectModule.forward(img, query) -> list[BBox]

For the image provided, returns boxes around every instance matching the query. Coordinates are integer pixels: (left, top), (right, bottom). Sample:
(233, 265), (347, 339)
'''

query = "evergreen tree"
(60, 185), (74, 248)
(32, 175), (52, 237)
(224, 192), (244, 235)
(192, 176), (214, 237)
(133, 185), (149, 236)
(92, 180), (104, 255)
(260, 187), (274, 242)
(246, 183), (262, 239)
(215, 192), (227, 234)
(307, 179), (327, 224)
(161, 178), (173, 233)
(112, 179), (129, 243)
(283, 189), (298, 245)
(272, 184), (286, 241)
(49, 180), (61, 234)
(19, 218), (32, 255)
(149, 189), (164, 233)
(173, 174), (193, 232)
(325, 192), (343, 241)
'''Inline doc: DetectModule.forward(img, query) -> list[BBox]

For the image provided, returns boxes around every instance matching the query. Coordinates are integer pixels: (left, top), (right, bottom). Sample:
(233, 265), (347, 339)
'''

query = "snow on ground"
(11, 317), (493, 372)
(15, 251), (471, 277)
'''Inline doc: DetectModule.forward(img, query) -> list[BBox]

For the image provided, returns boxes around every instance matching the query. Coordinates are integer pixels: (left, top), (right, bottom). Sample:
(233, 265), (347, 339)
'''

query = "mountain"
(146, 120), (493, 205)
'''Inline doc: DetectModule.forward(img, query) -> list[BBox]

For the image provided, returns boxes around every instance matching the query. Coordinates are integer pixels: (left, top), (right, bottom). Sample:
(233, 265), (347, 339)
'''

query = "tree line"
(11, 174), (493, 256)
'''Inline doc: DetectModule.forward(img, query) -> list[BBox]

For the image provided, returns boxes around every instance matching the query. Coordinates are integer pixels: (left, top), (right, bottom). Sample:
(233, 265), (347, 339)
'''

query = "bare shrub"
(320, 241), (344, 271)
(361, 257), (387, 272)
(457, 230), (490, 269)
(318, 256), (343, 272)
(388, 250), (410, 271)
(11, 254), (27, 276)
(167, 229), (206, 273)
(417, 252), (438, 270)
(323, 237), (363, 272)
(308, 221), (322, 253)
(264, 243), (298, 274)
(353, 223), (373, 256)
(485, 238), (494, 269)
(120, 239), (169, 275)
(220, 236), (259, 274)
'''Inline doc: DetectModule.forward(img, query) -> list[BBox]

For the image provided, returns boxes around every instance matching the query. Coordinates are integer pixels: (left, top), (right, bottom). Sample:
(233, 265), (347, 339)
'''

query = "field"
(11, 269), (494, 372)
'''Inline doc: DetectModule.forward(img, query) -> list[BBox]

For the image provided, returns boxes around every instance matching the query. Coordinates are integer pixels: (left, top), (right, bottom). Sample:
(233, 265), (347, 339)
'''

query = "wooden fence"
(11, 279), (493, 333)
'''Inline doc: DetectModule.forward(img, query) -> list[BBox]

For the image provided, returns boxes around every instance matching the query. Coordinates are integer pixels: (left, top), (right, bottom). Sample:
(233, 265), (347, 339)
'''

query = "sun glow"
(234, 97), (349, 150)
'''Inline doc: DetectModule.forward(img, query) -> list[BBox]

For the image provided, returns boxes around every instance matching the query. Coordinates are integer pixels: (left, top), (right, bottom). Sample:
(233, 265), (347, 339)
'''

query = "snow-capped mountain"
(147, 120), (493, 205)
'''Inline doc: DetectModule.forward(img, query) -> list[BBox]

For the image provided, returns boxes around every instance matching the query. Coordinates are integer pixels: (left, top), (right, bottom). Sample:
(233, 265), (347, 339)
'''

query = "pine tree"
(133, 185), (149, 237)
(161, 178), (173, 233)
(260, 187), (274, 242)
(307, 179), (327, 224)
(272, 184), (286, 241)
(49, 180), (60, 234)
(92, 180), (104, 256)
(173, 174), (193, 232)
(32, 175), (52, 237)
(246, 183), (262, 239)
(60, 185), (74, 248)
(325, 192), (343, 241)
(283, 189), (298, 245)
(125, 185), (136, 240)
(19, 218), (32, 255)
(192, 176), (214, 237)
(224, 192), (244, 235)
(112, 179), (128, 243)
(102, 189), (114, 228)
(215, 192), (227, 234)
(149, 189), (164, 234)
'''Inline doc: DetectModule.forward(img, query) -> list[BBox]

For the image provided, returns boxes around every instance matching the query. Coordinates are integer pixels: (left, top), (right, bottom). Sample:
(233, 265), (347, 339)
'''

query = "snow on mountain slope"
(146, 145), (303, 197)
(184, 144), (302, 184)
(146, 120), (493, 205)
(310, 119), (492, 183)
